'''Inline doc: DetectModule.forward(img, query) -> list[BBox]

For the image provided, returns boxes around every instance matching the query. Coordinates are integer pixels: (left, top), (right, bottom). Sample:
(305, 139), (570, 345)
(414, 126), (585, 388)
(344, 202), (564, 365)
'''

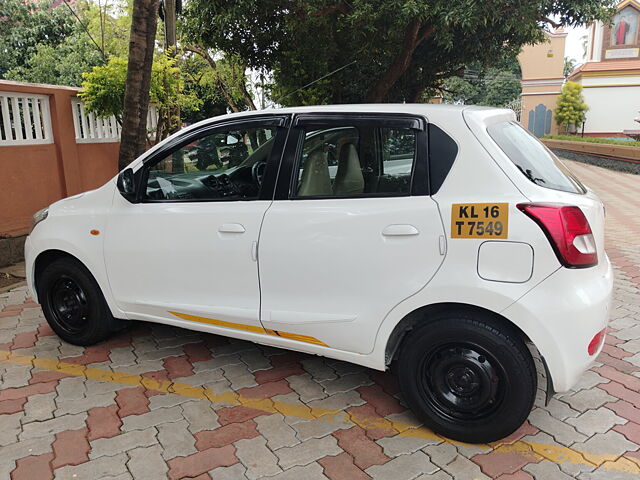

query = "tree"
(563, 57), (577, 78)
(80, 54), (200, 141)
(119, 0), (161, 170)
(0, 0), (135, 87)
(555, 81), (588, 132)
(179, 53), (236, 123)
(441, 58), (521, 106)
(184, 0), (615, 104)
(6, 32), (103, 87)
(0, 0), (79, 80)
(80, 57), (130, 122)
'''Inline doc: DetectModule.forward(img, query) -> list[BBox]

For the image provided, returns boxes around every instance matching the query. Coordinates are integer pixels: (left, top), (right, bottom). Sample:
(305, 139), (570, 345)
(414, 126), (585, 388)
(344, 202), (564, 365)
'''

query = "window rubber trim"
(141, 115), (290, 167)
(293, 113), (426, 130)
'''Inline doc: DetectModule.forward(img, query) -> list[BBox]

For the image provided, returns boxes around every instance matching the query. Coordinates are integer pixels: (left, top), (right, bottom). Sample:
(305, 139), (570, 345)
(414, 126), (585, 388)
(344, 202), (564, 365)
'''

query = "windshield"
(487, 121), (585, 194)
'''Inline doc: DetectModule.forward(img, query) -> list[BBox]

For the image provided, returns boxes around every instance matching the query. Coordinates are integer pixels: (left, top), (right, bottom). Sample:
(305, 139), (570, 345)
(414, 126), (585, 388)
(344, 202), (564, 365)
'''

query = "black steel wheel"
(397, 311), (536, 443)
(420, 343), (506, 422)
(38, 256), (122, 346)
(47, 276), (90, 335)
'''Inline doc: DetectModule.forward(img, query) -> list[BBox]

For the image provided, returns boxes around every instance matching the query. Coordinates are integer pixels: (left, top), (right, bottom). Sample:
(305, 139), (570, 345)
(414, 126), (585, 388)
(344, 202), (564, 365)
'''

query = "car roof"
(135, 103), (514, 169)
(185, 104), (509, 132)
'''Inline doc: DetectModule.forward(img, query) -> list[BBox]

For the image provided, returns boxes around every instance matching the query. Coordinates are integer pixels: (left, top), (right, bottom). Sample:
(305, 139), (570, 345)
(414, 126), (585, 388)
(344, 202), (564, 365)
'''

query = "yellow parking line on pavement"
(1, 349), (638, 474)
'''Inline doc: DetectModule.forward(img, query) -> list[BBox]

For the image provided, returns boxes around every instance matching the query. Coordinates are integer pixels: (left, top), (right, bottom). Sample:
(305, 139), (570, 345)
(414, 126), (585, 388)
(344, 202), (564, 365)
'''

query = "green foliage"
(180, 54), (229, 123)
(441, 59), (521, 106)
(0, 0), (135, 87)
(151, 53), (203, 135)
(184, 0), (615, 104)
(80, 57), (129, 121)
(544, 135), (640, 147)
(6, 32), (103, 87)
(563, 57), (577, 78)
(80, 0), (133, 58)
(80, 54), (201, 132)
(555, 81), (589, 128)
(0, 0), (77, 79)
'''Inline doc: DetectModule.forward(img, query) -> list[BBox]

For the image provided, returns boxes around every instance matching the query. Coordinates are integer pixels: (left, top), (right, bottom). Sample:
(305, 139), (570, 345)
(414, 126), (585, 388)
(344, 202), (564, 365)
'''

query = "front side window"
(487, 121), (585, 194)
(294, 125), (416, 198)
(145, 127), (276, 201)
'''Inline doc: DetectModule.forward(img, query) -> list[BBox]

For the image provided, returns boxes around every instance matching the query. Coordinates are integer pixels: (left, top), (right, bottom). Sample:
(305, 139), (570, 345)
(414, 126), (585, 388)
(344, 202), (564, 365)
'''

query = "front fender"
(24, 184), (126, 319)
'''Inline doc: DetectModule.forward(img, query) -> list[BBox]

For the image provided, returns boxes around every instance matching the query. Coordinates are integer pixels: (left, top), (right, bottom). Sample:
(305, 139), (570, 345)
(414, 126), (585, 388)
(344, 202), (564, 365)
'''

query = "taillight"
(517, 203), (598, 268)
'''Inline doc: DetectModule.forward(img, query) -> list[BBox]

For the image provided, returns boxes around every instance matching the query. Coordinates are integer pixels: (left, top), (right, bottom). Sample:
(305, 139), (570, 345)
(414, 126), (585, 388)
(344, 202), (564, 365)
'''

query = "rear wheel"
(38, 257), (121, 346)
(397, 312), (536, 443)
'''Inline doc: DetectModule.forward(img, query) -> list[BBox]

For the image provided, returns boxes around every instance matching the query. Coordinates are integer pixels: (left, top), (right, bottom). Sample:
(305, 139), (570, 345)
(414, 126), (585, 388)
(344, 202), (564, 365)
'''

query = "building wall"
(589, 21), (605, 62)
(76, 142), (120, 192)
(0, 80), (119, 238)
(0, 143), (66, 236)
(518, 34), (566, 80)
(581, 80), (640, 134)
(518, 31), (568, 136)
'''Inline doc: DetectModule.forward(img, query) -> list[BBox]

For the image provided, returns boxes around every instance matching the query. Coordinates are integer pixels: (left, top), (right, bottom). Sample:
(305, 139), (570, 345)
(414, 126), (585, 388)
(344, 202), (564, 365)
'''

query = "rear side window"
(293, 125), (416, 198)
(487, 121), (585, 194)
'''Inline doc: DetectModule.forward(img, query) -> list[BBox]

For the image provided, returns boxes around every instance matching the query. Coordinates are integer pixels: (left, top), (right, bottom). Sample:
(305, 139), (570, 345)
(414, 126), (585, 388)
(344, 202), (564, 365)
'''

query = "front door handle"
(219, 223), (246, 234)
(382, 224), (419, 236)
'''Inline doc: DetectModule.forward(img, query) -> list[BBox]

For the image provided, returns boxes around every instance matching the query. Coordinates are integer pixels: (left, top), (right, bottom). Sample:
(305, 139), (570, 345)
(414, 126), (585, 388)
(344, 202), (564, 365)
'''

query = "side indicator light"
(588, 328), (606, 356)
(90, 229), (100, 236)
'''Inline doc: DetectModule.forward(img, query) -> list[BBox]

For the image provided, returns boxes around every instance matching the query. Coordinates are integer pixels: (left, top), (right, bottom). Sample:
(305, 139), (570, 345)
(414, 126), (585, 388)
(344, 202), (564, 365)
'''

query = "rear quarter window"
(487, 121), (585, 194)
(428, 124), (458, 194)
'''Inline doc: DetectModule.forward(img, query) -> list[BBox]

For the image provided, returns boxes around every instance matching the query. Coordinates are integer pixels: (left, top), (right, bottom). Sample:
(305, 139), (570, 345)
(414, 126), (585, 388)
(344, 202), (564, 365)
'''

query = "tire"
(38, 257), (121, 346)
(397, 311), (537, 443)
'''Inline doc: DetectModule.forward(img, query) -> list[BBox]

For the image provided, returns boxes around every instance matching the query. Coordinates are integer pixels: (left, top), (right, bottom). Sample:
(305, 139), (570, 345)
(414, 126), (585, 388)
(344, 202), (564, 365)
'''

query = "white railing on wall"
(71, 98), (121, 143)
(0, 92), (53, 146)
(72, 98), (159, 143)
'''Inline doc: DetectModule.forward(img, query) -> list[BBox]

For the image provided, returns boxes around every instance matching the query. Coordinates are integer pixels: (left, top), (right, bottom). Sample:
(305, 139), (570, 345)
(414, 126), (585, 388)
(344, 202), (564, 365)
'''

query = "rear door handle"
(382, 224), (419, 236)
(219, 223), (246, 233)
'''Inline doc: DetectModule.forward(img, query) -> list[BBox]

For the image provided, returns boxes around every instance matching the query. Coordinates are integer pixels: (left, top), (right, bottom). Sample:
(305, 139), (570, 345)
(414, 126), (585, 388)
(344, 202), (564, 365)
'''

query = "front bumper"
(23, 235), (37, 301)
(502, 254), (613, 393)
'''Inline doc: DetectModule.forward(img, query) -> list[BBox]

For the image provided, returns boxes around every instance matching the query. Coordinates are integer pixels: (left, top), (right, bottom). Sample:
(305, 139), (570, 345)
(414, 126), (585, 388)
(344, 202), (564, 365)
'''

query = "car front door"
(104, 115), (288, 334)
(258, 113), (446, 354)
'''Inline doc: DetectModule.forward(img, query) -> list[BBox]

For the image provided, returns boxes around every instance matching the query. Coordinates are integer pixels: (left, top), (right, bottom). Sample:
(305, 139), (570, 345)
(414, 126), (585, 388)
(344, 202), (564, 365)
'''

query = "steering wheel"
(251, 161), (267, 186)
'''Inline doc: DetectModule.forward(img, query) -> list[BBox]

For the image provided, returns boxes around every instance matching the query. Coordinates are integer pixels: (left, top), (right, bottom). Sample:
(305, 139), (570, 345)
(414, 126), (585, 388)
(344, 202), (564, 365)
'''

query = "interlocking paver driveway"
(1, 159), (639, 480)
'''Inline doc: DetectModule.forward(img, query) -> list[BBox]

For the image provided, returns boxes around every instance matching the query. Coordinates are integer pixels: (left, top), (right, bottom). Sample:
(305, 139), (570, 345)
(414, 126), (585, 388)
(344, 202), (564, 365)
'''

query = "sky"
(565, 25), (590, 64)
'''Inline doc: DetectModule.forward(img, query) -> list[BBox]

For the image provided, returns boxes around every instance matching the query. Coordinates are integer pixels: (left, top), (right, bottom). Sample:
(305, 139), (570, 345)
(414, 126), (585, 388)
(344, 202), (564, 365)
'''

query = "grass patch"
(543, 135), (640, 147)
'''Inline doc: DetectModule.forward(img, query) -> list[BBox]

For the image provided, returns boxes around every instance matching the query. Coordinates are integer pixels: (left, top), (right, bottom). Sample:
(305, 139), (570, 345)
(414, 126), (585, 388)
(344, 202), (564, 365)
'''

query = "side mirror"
(117, 168), (137, 202)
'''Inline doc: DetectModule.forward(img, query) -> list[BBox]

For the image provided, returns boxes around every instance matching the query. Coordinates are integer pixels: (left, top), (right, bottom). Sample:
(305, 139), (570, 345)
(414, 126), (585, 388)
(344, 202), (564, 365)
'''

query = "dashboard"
(145, 165), (259, 201)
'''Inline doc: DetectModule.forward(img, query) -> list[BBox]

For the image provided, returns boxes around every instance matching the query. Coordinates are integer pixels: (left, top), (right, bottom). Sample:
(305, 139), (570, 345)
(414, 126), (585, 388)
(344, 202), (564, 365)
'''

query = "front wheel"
(397, 312), (537, 443)
(38, 257), (122, 346)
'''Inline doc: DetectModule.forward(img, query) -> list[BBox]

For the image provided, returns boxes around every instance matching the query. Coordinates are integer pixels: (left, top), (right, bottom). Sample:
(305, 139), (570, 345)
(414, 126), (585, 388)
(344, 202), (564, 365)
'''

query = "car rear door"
(257, 113), (446, 354)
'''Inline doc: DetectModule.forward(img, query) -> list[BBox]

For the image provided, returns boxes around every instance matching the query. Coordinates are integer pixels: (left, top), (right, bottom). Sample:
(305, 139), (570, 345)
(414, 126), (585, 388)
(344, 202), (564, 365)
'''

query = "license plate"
(451, 203), (509, 239)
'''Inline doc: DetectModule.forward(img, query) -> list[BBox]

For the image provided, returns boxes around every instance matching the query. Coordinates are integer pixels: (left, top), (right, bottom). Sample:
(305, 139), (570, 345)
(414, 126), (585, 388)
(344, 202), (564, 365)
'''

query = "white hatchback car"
(25, 105), (612, 443)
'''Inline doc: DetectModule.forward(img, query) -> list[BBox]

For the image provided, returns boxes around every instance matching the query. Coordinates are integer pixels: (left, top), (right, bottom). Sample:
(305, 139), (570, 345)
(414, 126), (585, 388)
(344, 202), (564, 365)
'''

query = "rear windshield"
(487, 121), (585, 194)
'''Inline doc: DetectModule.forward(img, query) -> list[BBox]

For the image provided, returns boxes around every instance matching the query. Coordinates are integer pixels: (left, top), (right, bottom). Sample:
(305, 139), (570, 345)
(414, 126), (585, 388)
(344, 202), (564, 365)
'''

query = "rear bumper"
(502, 254), (613, 392)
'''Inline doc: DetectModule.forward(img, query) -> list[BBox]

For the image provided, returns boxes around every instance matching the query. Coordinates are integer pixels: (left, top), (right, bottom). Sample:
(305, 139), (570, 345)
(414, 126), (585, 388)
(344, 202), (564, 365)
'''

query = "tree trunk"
(118, 0), (161, 170)
(366, 21), (434, 103)
(164, 0), (177, 49)
(239, 80), (257, 110)
(164, 0), (181, 135)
